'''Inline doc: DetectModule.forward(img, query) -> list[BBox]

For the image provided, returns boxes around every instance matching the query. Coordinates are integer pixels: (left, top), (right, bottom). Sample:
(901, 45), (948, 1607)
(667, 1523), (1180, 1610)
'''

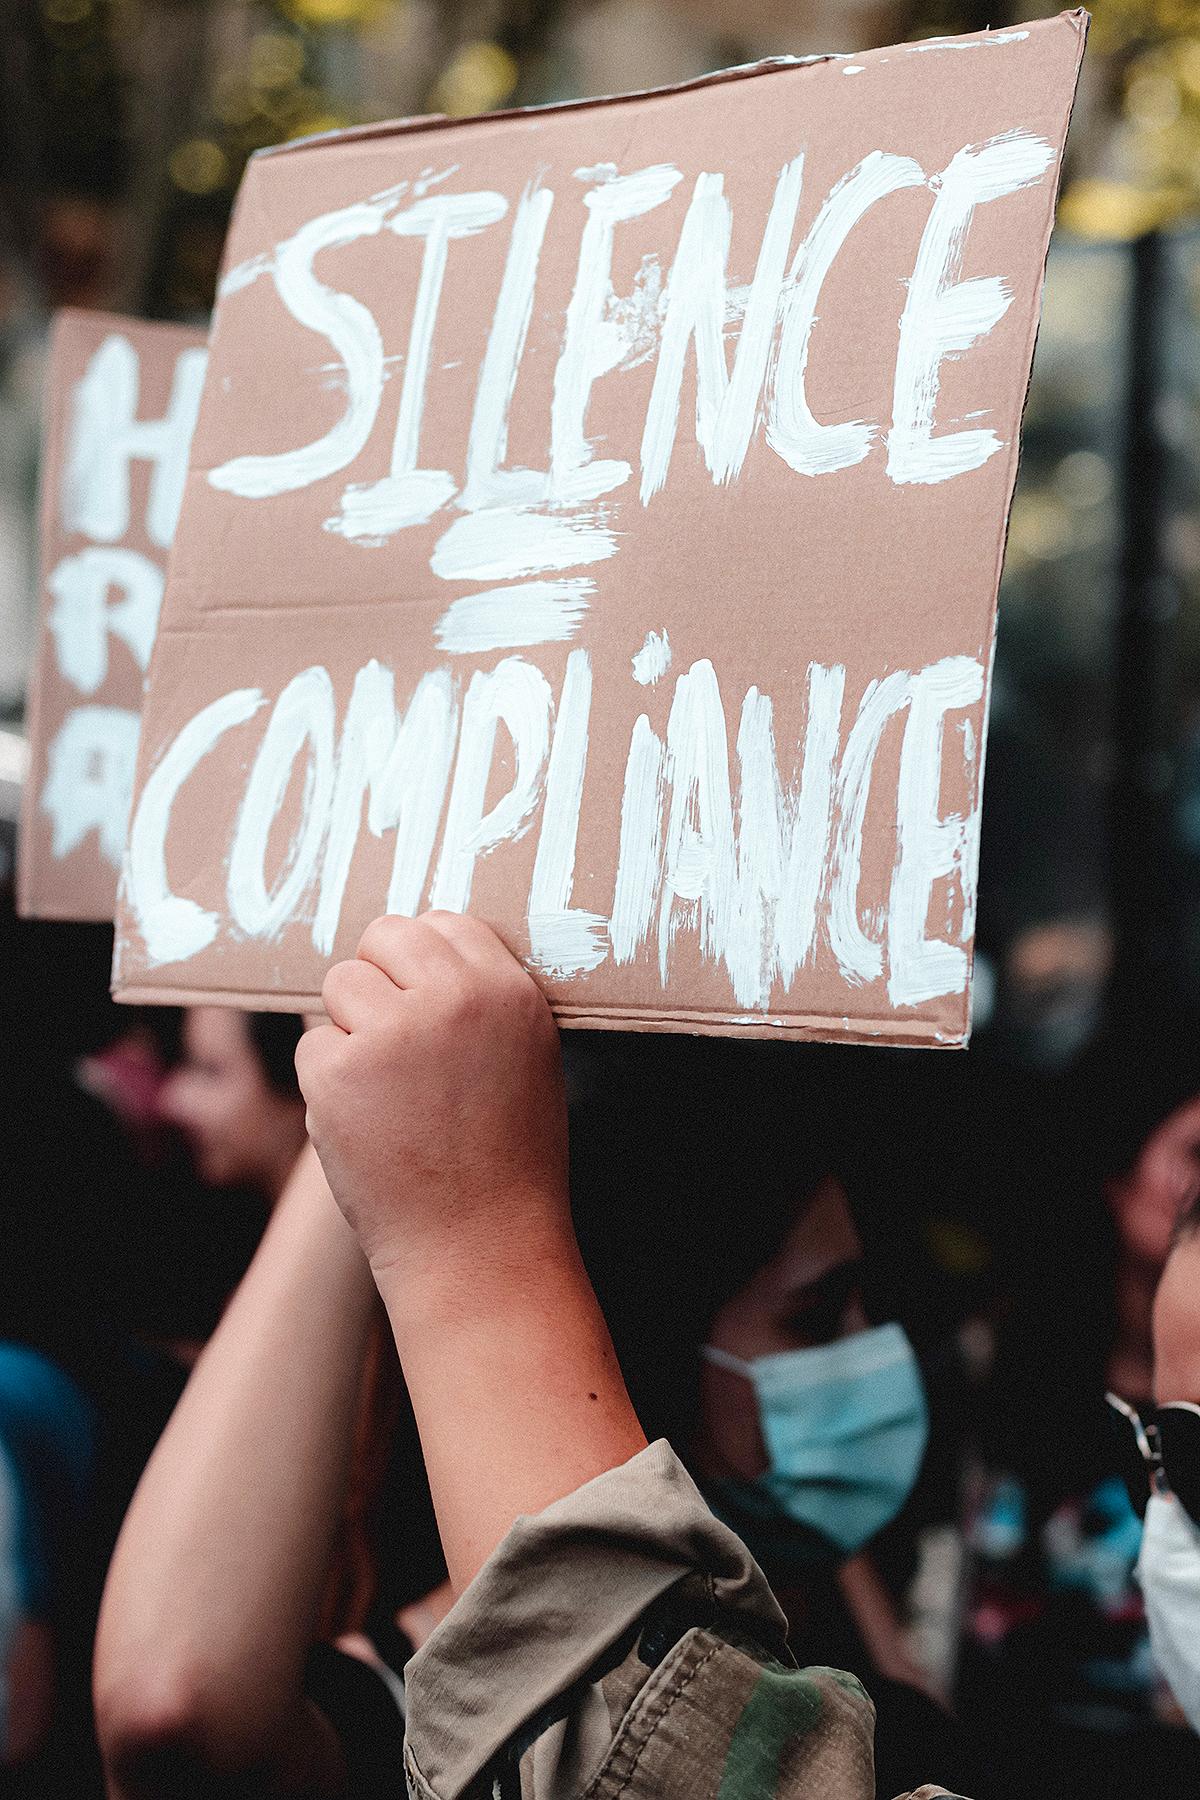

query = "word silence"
(113, 16), (1087, 1043)
(19, 313), (206, 921)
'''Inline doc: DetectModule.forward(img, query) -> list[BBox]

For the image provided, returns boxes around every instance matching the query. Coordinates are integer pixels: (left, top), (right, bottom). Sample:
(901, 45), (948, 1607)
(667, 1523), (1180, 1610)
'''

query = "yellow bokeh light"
(279, 0), (380, 27)
(169, 137), (230, 196)
(1176, 37), (1200, 95)
(1058, 175), (1192, 239)
(1007, 492), (1072, 564)
(1054, 450), (1114, 510)
(428, 40), (519, 118)
(1126, 66), (1182, 127)
(250, 32), (305, 90)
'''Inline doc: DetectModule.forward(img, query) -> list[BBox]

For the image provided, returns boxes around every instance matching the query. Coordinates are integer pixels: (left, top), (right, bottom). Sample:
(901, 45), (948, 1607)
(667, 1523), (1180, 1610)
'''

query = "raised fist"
(296, 913), (570, 1290)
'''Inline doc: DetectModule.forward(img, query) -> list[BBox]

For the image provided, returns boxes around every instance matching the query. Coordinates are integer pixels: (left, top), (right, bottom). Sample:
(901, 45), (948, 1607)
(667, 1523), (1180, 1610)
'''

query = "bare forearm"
(95, 1146), (378, 1776)
(298, 914), (647, 1594)
(377, 1228), (646, 1593)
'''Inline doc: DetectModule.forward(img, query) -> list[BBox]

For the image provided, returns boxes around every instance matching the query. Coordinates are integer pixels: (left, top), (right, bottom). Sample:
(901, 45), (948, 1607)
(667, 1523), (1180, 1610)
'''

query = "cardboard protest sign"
(113, 12), (1086, 1043)
(19, 311), (207, 921)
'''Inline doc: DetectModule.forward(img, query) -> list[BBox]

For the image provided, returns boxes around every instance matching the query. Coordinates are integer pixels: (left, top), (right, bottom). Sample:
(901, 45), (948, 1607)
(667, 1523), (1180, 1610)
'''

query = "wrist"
(369, 1198), (581, 1337)
(274, 1155), (378, 1322)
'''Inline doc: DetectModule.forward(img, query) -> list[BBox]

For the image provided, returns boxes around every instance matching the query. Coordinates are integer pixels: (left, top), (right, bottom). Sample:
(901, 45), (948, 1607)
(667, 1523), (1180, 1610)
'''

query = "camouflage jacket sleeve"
(401, 1439), (971, 1800)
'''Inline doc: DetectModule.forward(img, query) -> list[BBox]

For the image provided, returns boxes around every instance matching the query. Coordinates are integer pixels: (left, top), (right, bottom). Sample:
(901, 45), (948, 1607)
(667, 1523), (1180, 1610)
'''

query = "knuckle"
(320, 959), (353, 1008)
(422, 909), (473, 953)
(293, 1033), (323, 1100)
(357, 913), (410, 964)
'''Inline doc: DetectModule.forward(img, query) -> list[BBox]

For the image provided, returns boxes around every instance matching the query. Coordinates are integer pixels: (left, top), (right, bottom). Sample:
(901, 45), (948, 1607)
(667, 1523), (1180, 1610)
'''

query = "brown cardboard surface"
(112, 14), (1087, 1040)
(18, 311), (207, 921)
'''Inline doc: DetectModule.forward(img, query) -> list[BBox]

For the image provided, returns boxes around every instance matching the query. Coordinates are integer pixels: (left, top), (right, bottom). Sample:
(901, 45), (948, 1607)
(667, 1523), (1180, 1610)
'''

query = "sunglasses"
(1106, 1391), (1200, 1528)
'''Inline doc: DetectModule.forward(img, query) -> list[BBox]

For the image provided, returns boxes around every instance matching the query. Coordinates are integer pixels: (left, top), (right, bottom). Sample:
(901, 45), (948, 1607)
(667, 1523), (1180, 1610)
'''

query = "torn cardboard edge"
(113, 978), (968, 1047)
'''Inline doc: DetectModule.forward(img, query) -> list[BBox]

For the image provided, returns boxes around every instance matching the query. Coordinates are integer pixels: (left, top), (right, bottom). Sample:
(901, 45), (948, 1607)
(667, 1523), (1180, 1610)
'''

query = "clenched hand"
(296, 912), (571, 1293)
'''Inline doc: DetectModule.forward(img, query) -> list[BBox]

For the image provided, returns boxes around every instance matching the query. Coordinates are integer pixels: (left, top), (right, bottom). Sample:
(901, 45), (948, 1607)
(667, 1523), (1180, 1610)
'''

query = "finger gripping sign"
(19, 312), (207, 921)
(112, 13), (1087, 1044)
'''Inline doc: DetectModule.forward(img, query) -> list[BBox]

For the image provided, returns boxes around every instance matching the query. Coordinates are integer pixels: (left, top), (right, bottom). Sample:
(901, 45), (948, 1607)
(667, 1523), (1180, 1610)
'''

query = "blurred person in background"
(1110, 1172), (1200, 1738)
(159, 1002), (448, 1665)
(0, 865), (308, 1790)
(959, 1085), (1200, 1798)
(571, 1034), (978, 1799)
(95, 1143), (415, 1800)
(0, 1343), (95, 1785)
(160, 1008), (309, 1209)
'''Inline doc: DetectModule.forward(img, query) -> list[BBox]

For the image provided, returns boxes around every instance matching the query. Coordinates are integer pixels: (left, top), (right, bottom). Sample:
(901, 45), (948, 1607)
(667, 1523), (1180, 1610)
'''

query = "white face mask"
(1138, 1492), (1200, 1732)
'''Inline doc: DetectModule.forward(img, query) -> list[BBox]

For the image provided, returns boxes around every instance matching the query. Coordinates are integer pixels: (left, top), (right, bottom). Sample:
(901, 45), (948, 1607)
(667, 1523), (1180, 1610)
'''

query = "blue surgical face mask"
(702, 1321), (929, 1559)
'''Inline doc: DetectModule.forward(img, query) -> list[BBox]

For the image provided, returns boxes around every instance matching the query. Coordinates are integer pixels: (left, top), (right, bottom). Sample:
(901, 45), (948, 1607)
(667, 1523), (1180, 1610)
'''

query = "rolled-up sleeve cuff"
(403, 1439), (787, 1799)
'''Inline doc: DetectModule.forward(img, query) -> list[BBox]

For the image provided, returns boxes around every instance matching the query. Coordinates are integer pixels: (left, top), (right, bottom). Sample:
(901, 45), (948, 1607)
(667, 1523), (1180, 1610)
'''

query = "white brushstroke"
(62, 335), (206, 550)
(770, 152), (925, 477)
(126, 687), (264, 965)
(904, 31), (1028, 51)
(42, 705), (140, 867)
(641, 156), (803, 500)
(327, 190), (507, 539)
(632, 629), (671, 686)
(210, 199), (391, 499)
(843, 65), (865, 75)
(828, 670), (911, 985)
(658, 659), (735, 988)
(777, 661), (845, 981)
(330, 471), (456, 541)
(218, 251), (275, 298)
(312, 660), (397, 955)
(369, 669), (459, 919)
(528, 650), (609, 977)
(46, 548), (163, 694)
(431, 508), (615, 582)
(413, 165), (458, 197)
(434, 579), (592, 654)
(461, 185), (556, 513)
(429, 657), (551, 913)
(227, 667), (336, 940)
(609, 713), (666, 965)
(310, 662), (458, 949)
(551, 165), (682, 504)
(888, 131), (1055, 485)
(724, 687), (786, 1008)
(887, 654), (983, 1006)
